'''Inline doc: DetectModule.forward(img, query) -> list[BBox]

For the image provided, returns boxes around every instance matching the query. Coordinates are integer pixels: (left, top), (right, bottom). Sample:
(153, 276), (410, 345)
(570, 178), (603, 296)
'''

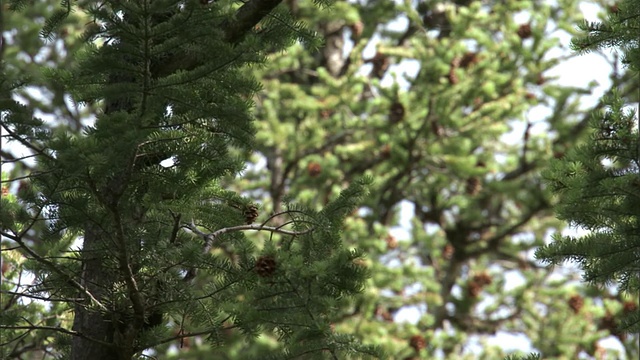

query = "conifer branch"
(260, 209), (311, 228)
(0, 124), (52, 160)
(215, 222), (313, 239)
(224, 0), (283, 44)
(0, 324), (113, 348)
(183, 218), (313, 281)
(150, 0), (284, 77)
(0, 230), (109, 313)
(0, 151), (40, 164)
(143, 319), (236, 349)
(2, 290), (83, 303)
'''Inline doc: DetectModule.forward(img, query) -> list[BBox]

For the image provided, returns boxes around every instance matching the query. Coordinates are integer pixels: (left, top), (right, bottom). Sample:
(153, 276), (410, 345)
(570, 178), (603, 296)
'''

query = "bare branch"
(188, 221), (312, 250)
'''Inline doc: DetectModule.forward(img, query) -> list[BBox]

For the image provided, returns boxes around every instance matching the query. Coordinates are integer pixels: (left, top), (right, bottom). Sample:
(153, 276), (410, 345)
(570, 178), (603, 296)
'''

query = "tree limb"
(224, 0), (283, 44)
(0, 230), (108, 312)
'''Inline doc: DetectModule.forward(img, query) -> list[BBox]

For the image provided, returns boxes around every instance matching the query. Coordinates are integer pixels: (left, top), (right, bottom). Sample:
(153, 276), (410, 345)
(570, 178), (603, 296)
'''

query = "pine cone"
(307, 162), (322, 177)
(389, 102), (405, 124)
(467, 280), (482, 298)
(409, 335), (427, 351)
(517, 23), (532, 39)
(370, 52), (390, 79)
(380, 144), (392, 159)
(443, 244), (455, 259)
(601, 311), (627, 341)
(244, 204), (259, 224)
(255, 255), (277, 277)
(473, 273), (492, 287)
(1, 259), (11, 277)
(448, 68), (459, 84)
(623, 300), (638, 314)
(350, 21), (364, 38)
(465, 177), (482, 195)
(385, 234), (398, 250)
(568, 294), (584, 314)
(600, 311), (618, 333)
(17, 180), (30, 198)
(459, 52), (479, 68)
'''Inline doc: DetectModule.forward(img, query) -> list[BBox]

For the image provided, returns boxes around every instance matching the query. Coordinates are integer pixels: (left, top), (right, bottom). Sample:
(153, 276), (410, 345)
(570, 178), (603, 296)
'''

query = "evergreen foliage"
(503, 354), (541, 360)
(2, 0), (639, 359)
(1, 1), (379, 359)
(571, 0), (639, 72)
(537, 0), (640, 334)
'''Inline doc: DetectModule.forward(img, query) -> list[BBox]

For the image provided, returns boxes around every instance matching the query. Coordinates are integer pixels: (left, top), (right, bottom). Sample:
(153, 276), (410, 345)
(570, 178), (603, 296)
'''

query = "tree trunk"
(71, 224), (121, 360)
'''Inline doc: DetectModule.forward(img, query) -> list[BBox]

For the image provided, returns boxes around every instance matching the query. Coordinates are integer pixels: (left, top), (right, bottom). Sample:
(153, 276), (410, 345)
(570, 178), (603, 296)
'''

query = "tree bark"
(71, 224), (120, 360)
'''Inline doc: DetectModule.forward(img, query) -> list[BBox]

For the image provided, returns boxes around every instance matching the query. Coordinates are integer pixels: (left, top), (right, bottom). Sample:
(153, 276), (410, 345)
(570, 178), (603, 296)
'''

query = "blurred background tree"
(1, 0), (638, 359)
(234, 0), (639, 359)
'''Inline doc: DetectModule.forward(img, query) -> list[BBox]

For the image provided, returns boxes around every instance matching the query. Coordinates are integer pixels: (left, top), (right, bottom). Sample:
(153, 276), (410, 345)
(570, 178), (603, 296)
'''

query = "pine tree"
(537, 0), (640, 334)
(1, 1), (380, 359)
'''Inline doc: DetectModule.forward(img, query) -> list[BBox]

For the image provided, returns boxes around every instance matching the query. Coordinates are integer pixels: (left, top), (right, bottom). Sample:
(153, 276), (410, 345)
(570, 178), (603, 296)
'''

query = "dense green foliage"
(1, 0), (638, 359)
(537, 0), (640, 333)
(1, 1), (378, 359)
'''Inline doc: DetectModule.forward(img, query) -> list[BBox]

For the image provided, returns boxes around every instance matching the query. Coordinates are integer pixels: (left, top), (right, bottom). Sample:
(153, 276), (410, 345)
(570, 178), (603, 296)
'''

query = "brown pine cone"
(244, 204), (259, 224)
(568, 294), (584, 314)
(623, 300), (638, 314)
(472, 273), (492, 287)
(409, 335), (427, 351)
(389, 102), (405, 124)
(443, 244), (455, 259)
(467, 281), (482, 297)
(370, 52), (390, 79)
(307, 162), (322, 177)
(255, 255), (277, 277)
(465, 177), (482, 195)
(460, 52), (479, 68)
(385, 234), (398, 250)
(517, 23), (532, 39)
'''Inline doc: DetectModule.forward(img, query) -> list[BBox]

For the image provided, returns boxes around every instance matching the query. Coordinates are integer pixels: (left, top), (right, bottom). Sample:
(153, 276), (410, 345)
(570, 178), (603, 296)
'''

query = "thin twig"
(0, 230), (108, 312)
(0, 324), (113, 347)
